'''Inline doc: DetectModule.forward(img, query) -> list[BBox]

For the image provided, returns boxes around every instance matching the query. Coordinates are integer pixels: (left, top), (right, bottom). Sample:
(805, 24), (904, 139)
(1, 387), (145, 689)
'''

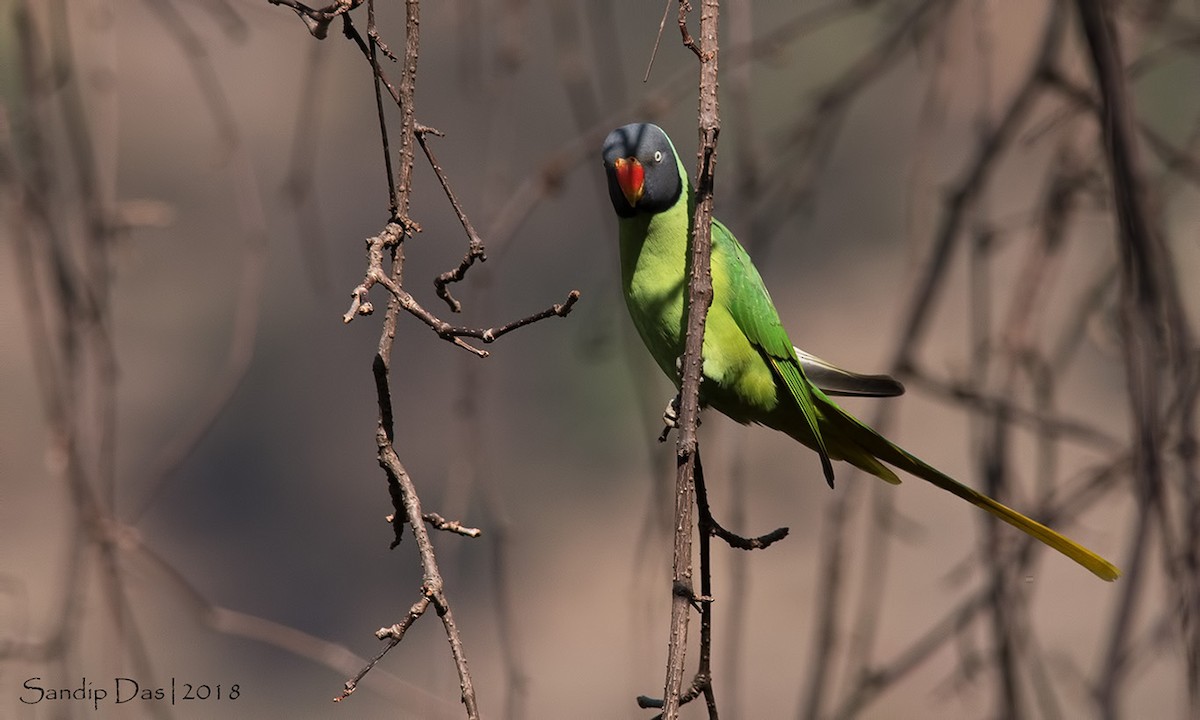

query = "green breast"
(618, 211), (783, 422)
(619, 212), (688, 382)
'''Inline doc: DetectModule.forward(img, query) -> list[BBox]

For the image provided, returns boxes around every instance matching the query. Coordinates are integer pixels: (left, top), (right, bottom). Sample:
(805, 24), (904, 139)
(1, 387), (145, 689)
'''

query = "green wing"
(713, 219), (836, 487)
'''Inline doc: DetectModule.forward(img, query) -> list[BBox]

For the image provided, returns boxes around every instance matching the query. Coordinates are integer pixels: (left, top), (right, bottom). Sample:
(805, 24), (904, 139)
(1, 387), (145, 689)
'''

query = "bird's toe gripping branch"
(661, 395), (680, 435)
(658, 394), (702, 443)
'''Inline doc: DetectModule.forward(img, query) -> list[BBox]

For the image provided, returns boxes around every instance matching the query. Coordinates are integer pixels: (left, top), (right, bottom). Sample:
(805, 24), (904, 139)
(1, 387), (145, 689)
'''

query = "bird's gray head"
(601, 123), (682, 218)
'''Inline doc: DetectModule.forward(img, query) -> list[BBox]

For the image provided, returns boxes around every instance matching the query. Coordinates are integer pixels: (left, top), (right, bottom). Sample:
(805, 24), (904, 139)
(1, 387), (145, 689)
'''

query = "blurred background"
(2, 0), (1197, 718)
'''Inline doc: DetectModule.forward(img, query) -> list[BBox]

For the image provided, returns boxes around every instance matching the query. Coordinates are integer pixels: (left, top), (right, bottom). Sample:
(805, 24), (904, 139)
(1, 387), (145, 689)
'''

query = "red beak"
(614, 157), (644, 207)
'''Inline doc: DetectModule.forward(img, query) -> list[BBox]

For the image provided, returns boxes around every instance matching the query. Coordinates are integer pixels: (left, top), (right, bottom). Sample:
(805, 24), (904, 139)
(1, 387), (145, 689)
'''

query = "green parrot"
(601, 123), (1119, 581)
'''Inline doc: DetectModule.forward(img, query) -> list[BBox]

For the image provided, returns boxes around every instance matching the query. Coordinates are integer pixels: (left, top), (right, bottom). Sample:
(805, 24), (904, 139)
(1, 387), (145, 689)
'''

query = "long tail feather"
(826, 404), (1120, 581)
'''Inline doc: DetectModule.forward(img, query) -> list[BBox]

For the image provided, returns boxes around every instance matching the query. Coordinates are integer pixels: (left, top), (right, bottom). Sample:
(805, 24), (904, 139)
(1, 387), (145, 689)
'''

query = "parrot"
(600, 122), (1119, 581)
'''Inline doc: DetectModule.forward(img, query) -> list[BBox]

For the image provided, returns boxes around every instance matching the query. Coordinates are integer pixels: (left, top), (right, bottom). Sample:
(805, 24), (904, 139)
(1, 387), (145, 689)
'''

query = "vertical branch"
(394, 0), (419, 228)
(350, 1), (476, 717)
(1074, 3), (1190, 717)
(662, 0), (720, 718)
(692, 451), (720, 717)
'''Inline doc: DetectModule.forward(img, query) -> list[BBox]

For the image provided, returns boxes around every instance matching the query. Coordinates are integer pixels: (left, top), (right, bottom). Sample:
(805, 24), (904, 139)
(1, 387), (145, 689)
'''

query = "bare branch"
(342, 222), (578, 356)
(413, 124), (489, 313)
(423, 513), (483, 538)
(661, 1), (720, 718)
(267, 0), (363, 40)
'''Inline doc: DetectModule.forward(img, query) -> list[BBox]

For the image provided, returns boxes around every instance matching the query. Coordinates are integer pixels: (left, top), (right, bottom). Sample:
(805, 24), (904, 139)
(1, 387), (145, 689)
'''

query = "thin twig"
(644, 0), (673, 82)
(342, 222), (579, 356)
(267, 0), (363, 40)
(332, 1), (485, 716)
(677, 0), (702, 60)
(423, 512), (483, 538)
(413, 124), (489, 313)
(368, 0), (399, 219)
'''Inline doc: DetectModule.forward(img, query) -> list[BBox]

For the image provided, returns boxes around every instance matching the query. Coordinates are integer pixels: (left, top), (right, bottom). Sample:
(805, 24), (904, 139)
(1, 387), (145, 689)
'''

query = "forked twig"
(267, 0), (578, 716)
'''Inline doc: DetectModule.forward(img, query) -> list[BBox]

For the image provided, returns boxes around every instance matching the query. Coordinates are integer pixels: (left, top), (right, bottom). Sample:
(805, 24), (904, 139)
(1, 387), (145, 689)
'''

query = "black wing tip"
(822, 454), (835, 488)
(813, 372), (907, 398)
(860, 373), (904, 397)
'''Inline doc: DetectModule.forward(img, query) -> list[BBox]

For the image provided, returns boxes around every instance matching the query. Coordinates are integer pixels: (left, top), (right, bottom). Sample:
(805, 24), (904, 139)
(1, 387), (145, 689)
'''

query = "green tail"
(820, 401), (1121, 582)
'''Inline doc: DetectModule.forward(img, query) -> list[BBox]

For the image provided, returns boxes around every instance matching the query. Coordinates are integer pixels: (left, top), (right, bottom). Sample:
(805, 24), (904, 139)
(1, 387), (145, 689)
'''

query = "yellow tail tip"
(1083, 555), (1121, 582)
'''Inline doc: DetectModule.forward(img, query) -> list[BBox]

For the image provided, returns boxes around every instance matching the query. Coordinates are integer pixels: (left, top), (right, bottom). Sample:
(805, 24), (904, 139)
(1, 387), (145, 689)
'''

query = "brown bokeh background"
(2, 1), (1197, 718)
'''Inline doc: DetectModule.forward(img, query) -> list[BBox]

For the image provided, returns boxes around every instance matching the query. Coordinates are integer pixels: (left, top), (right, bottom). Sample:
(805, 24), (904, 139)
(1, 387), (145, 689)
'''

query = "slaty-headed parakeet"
(601, 123), (1118, 582)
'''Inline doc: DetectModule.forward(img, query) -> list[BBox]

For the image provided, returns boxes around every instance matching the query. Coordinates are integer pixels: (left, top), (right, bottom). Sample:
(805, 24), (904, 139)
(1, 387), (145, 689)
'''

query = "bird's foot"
(663, 395), (680, 427)
(658, 396), (679, 442)
(658, 395), (700, 443)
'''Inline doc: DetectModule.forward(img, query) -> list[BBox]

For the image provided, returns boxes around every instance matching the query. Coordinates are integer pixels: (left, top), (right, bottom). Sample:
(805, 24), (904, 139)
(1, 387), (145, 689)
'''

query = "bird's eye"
(653, 150), (663, 163)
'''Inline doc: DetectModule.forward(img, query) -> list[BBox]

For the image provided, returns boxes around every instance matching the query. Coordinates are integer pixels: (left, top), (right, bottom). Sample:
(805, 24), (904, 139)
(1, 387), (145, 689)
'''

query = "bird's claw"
(663, 396), (680, 427)
(658, 395), (700, 442)
(658, 396), (679, 442)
